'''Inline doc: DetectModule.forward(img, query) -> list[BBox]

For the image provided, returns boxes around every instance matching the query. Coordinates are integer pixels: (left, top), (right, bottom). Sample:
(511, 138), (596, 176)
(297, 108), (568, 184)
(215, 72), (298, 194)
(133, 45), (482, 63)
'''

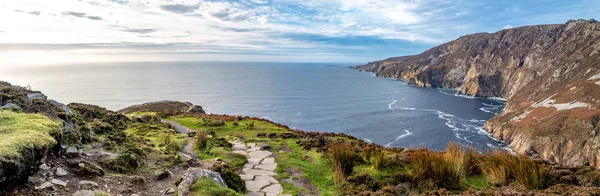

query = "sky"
(0, 0), (599, 65)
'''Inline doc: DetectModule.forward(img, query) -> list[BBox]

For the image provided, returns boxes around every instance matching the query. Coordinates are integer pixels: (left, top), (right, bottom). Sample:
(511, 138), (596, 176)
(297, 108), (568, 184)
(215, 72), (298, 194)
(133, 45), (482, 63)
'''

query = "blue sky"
(0, 0), (598, 65)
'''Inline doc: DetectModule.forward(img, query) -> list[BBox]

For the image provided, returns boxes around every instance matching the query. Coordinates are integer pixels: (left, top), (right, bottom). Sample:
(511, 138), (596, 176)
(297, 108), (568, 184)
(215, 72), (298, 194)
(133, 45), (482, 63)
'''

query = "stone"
(64, 146), (80, 157)
(72, 190), (95, 196)
(248, 192), (265, 196)
(244, 163), (255, 169)
(242, 168), (277, 176)
(247, 147), (260, 152)
(78, 180), (99, 187)
(248, 143), (256, 148)
(178, 152), (193, 162)
(28, 176), (44, 184)
(256, 163), (277, 171)
(77, 161), (105, 176)
(155, 169), (173, 180)
(261, 183), (283, 195)
(40, 163), (51, 170)
(165, 188), (176, 194)
(262, 158), (275, 164)
(240, 174), (255, 181)
(177, 168), (226, 196)
(0, 103), (21, 111)
(254, 175), (278, 183)
(25, 93), (47, 104)
(233, 150), (248, 155)
(48, 99), (74, 115)
(249, 151), (272, 160)
(245, 180), (270, 192)
(248, 158), (262, 164)
(51, 179), (67, 186)
(55, 167), (68, 177)
(35, 182), (53, 190)
(130, 194), (140, 196)
(233, 143), (248, 151)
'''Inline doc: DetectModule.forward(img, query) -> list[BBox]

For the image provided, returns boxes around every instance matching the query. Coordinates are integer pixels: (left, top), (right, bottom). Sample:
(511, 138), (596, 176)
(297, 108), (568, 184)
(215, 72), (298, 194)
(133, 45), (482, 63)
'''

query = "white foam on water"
(388, 100), (397, 111)
(364, 138), (372, 143)
(385, 130), (412, 147)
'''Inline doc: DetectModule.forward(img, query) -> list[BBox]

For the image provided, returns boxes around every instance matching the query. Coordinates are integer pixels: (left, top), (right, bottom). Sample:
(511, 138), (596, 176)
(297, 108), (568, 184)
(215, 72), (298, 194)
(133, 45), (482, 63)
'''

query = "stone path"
(231, 141), (289, 196)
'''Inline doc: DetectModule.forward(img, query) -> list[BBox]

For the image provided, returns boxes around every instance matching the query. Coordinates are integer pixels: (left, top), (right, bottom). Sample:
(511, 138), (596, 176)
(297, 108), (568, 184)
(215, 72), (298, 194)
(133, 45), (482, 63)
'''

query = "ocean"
(0, 62), (507, 151)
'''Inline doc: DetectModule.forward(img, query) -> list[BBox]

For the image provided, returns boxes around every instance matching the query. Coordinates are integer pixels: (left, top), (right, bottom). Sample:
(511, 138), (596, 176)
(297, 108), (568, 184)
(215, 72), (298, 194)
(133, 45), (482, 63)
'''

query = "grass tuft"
(410, 143), (476, 189)
(481, 150), (550, 189)
(329, 142), (358, 186)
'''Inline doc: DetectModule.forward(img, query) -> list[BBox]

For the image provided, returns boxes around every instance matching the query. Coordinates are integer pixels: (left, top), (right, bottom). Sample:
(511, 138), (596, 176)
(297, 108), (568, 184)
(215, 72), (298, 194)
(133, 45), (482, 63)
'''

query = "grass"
(481, 150), (551, 190)
(0, 110), (62, 163)
(409, 143), (476, 190)
(190, 177), (243, 196)
(329, 142), (358, 186)
(124, 123), (188, 152)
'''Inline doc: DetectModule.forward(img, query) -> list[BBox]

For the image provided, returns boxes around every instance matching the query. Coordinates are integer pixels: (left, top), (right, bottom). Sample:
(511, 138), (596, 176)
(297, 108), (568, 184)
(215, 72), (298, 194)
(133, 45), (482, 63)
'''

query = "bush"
(481, 150), (551, 189)
(409, 143), (475, 190)
(246, 121), (254, 129)
(194, 130), (209, 150)
(370, 149), (385, 170)
(211, 165), (247, 193)
(329, 142), (358, 185)
(202, 118), (225, 127)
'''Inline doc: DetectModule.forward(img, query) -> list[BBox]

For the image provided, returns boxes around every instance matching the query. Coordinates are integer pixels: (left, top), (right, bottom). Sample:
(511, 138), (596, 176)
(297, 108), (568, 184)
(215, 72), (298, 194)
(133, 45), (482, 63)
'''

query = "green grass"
(124, 123), (188, 152)
(0, 110), (62, 162)
(190, 177), (243, 196)
(462, 175), (489, 190)
(166, 116), (288, 140)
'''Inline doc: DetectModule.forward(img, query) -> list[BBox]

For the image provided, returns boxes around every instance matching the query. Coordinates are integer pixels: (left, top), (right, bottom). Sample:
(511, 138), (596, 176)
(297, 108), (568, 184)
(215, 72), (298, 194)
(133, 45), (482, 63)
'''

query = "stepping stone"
(262, 158), (275, 164)
(240, 174), (255, 181)
(248, 158), (262, 164)
(243, 168), (277, 176)
(256, 163), (277, 171)
(233, 150), (248, 155)
(261, 183), (283, 195)
(248, 192), (264, 196)
(248, 143), (257, 148)
(249, 151), (272, 160)
(233, 143), (248, 151)
(245, 180), (270, 192)
(244, 163), (255, 169)
(247, 146), (260, 152)
(255, 175), (278, 183)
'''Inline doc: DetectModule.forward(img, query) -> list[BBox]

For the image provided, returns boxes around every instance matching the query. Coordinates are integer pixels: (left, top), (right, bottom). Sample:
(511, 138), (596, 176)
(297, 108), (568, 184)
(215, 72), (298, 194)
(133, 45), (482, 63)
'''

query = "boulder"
(55, 167), (68, 177)
(25, 93), (47, 104)
(0, 103), (21, 111)
(51, 179), (67, 186)
(76, 160), (105, 176)
(48, 99), (74, 115)
(177, 168), (226, 196)
(63, 146), (80, 157)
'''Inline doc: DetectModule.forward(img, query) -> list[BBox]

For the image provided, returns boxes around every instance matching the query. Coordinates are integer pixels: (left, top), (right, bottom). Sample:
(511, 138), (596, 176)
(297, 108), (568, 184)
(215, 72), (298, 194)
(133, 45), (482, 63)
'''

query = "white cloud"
(503, 24), (513, 29)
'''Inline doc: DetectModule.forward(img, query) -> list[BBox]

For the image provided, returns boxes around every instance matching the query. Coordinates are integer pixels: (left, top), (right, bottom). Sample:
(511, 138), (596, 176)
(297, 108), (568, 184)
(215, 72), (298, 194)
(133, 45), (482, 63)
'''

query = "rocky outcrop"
(355, 19), (600, 168)
(117, 100), (205, 114)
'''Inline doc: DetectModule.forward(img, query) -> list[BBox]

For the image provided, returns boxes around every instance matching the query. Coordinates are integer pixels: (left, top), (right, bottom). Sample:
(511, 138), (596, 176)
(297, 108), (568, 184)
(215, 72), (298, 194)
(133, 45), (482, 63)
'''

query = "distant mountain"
(355, 19), (600, 169)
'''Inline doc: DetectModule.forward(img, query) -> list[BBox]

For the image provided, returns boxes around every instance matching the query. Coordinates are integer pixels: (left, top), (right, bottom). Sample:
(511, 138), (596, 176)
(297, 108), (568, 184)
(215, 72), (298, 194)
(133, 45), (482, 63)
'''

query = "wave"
(388, 100), (397, 111)
(385, 130), (412, 147)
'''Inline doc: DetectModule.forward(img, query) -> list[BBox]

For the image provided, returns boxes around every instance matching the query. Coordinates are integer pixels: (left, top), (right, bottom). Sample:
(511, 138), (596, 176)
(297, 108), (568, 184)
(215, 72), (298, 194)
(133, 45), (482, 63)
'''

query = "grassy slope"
(167, 116), (336, 195)
(0, 110), (61, 162)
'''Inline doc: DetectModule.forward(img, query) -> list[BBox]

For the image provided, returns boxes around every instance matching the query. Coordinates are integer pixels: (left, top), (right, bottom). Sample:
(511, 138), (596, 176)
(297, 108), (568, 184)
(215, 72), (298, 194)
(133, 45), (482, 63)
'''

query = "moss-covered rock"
(0, 110), (62, 188)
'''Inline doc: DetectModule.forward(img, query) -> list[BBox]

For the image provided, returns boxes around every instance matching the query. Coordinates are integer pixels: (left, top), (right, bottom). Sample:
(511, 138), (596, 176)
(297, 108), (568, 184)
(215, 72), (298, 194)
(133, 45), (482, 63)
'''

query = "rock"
(178, 152), (193, 163)
(256, 163), (277, 171)
(262, 158), (275, 164)
(249, 151), (272, 160)
(55, 167), (68, 177)
(35, 181), (53, 190)
(254, 175), (278, 183)
(155, 169), (173, 180)
(78, 180), (99, 188)
(245, 180), (271, 192)
(51, 179), (67, 186)
(240, 174), (255, 181)
(177, 168), (226, 196)
(187, 105), (205, 114)
(64, 146), (80, 157)
(28, 176), (45, 184)
(0, 103), (22, 111)
(48, 99), (74, 115)
(25, 93), (47, 104)
(233, 143), (248, 151)
(73, 190), (95, 196)
(164, 187), (176, 194)
(233, 150), (248, 155)
(243, 168), (277, 176)
(248, 192), (265, 196)
(40, 163), (51, 170)
(248, 158), (262, 164)
(261, 183), (283, 195)
(77, 160), (105, 176)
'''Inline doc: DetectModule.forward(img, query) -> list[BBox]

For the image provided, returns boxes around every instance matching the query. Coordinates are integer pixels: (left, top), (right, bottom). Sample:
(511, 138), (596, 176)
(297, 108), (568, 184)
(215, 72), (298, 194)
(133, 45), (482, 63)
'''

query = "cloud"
(160, 4), (199, 14)
(61, 11), (102, 20)
(28, 11), (40, 15)
(121, 28), (156, 34)
(503, 24), (513, 29)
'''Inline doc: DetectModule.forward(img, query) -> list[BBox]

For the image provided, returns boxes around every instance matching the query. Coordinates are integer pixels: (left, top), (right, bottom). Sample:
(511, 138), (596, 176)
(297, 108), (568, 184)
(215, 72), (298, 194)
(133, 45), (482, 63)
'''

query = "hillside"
(354, 19), (600, 169)
(4, 80), (600, 195)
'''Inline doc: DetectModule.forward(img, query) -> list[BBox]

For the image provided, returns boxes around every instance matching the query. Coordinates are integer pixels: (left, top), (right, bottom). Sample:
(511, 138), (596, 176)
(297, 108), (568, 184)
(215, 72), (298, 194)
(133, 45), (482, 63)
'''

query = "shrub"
(329, 142), (358, 185)
(246, 121), (254, 129)
(202, 118), (225, 127)
(194, 130), (209, 150)
(481, 150), (551, 189)
(229, 132), (245, 140)
(190, 176), (242, 196)
(211, 165), (247, 193)
(409, 143), (475, 190)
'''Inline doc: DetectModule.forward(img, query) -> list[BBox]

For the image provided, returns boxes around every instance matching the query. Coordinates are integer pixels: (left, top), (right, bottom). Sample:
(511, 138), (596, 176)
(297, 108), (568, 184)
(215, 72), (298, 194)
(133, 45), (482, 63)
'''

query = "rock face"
(355, 19), (600, 168)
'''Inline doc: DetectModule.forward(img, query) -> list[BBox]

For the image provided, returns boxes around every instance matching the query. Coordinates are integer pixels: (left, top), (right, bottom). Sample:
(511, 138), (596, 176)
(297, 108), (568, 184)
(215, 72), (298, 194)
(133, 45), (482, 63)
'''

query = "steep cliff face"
(355, 19), (600, 168)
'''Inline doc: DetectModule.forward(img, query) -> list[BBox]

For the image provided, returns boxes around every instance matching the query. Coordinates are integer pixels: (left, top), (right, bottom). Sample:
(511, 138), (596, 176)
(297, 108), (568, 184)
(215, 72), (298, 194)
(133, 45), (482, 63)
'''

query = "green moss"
(124, 123), (188, 152)
(94, 190), (112, 196)
(0, 110), (61, 163)
(190, 177), (243, 196)
(462, 175), (489, 190)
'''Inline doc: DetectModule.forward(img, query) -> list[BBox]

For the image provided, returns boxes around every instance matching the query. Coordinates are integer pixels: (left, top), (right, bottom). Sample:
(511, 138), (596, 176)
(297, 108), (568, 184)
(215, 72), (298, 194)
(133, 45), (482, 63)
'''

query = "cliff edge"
(355, 19), (600, 168)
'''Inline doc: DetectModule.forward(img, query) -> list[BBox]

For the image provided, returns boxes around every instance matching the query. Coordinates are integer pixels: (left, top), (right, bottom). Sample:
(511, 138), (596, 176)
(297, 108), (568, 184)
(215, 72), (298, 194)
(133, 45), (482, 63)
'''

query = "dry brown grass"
(409, 143), (476, 189)
(329, 142), (359, 185)
(481, 150), (550, 189)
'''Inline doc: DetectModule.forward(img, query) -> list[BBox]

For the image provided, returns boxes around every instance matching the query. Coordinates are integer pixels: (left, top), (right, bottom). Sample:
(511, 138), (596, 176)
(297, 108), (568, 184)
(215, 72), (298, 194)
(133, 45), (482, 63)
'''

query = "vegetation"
(0, 110), (61, 162)
(481, 150), (551, 189)
(329, 142), (359, 185)
(190, 177), (243, 196)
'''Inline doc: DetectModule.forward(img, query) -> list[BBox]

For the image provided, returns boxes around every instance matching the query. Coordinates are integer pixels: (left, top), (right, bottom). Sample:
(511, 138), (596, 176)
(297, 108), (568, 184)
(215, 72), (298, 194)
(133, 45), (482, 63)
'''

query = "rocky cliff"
(355, 19), (600, 168)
